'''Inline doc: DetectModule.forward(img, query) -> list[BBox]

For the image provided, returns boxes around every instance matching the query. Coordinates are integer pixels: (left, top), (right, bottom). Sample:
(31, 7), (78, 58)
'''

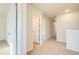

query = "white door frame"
(16, 3), (27, 55)
(7, 3), (27, 55)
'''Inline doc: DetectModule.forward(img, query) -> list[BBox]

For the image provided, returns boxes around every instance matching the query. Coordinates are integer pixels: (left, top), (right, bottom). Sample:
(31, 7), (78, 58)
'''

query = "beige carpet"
(28, 38), (79, 55)
(0, 40), (10, 55)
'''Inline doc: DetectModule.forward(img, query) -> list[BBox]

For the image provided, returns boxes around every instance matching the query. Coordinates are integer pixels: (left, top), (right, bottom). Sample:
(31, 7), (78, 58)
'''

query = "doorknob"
(8, 33), (11, 35)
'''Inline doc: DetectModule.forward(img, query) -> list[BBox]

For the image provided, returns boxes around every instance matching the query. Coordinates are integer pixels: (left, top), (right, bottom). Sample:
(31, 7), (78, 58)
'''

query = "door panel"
(7, 4), (16, 55)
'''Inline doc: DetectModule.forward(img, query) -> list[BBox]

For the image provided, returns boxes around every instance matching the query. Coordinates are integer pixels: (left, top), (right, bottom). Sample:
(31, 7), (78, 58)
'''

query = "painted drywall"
(0, 17), (6, 40)
(32, 16), (40, 43)
(27, 4), (33, 52)
(50, 20), (56, 37)
(56, 11), (79, 43)
(40, 14), (51, 43)
(66, 30), (79, 52)
(6, 4), (16, 55)
(21, 4), (27, 55)
(0, 4), (10, 40)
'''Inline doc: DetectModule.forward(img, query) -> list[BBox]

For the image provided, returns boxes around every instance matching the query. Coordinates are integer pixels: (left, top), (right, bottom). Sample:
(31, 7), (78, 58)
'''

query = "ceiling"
(0, 3), (10, 18)
(31, 3), (79, 19)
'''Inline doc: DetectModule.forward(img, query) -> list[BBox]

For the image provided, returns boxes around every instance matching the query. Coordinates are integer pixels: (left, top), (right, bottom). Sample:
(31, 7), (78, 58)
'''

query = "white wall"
(0, 17), (6, 40)
(21, 4), (27, 55)
(50, 20), (56, 37)
(40, 14), (51, 43)
(27, 4), (33, 52)
(66, 30), (79, 52)
(56, 11), (79, 43)
(32, 16), (40, 43)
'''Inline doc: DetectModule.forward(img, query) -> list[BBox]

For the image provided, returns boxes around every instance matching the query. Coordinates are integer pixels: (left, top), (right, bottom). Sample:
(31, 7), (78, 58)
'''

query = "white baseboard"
(56, 40), (66, 43)
(26, 47), (33, 52)
(33, 41), (40, 44)
(66, 47), (79, 52)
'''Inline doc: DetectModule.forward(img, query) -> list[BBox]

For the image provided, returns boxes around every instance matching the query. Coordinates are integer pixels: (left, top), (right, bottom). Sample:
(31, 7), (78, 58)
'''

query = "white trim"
(27, 48), (33, 52)
(56, 40), (66, 43)
(17, 4), (27, 55)
(66, 47), (79, 52)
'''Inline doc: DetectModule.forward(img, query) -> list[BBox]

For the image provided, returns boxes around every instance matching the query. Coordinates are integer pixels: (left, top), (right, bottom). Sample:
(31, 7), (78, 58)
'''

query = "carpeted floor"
(0, 40), (10, 55)
(27, 38), (79, 55)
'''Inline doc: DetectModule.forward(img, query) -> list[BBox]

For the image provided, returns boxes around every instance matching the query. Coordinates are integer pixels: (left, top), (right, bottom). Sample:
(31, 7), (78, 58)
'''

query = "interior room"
(26, 3), (79, 55)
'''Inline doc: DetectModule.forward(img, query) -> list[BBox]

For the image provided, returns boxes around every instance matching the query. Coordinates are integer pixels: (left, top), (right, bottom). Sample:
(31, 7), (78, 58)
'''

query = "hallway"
(27, 38), (79, 55)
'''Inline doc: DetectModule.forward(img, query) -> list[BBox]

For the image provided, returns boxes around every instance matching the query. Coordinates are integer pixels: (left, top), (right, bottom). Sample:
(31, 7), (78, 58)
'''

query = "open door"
(7, 4), (17, 55)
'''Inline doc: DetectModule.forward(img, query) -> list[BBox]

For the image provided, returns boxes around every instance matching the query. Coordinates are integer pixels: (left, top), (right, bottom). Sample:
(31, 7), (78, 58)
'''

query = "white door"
(7, 4), (17, 55)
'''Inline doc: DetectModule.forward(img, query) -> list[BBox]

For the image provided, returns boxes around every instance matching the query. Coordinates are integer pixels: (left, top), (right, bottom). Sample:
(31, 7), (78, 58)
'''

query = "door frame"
(16, 3), (27, 55)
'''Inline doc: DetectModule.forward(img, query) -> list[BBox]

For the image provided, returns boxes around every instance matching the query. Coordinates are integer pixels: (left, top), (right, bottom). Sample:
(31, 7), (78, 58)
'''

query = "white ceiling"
(31, 3), (79, 19)
(0, 3), (10, 18)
